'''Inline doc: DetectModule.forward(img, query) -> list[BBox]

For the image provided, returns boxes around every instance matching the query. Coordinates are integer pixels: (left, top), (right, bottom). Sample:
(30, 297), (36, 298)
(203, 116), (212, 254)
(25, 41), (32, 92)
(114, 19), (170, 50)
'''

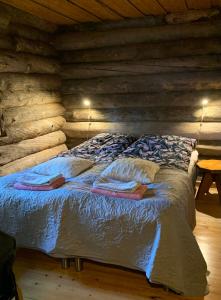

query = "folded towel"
(93, 177), (140, 192)
(14, 177), (65, 191)
(17, 172), (62, 186)
(91, 185), (147, 200)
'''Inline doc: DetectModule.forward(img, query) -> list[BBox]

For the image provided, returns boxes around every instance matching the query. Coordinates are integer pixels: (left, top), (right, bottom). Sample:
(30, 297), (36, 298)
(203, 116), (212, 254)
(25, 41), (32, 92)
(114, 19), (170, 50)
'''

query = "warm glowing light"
(201, 98), (209, 106)
(83, 98), (91, 107)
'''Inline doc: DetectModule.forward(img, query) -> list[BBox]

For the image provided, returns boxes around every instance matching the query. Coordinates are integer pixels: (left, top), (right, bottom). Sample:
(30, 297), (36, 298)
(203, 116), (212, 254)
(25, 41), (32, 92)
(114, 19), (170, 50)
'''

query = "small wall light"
(83, 98), (91, 107)
(201, 98), (209, 106)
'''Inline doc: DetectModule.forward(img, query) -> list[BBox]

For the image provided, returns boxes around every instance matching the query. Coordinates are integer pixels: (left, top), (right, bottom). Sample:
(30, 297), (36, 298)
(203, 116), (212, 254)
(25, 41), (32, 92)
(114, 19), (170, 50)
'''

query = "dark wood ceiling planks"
(0, 0), (220, 24)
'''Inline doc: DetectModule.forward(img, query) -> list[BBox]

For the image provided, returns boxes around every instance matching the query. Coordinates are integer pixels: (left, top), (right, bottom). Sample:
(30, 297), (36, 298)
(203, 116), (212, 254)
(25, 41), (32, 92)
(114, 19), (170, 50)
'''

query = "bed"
(0, 133), (207, 296)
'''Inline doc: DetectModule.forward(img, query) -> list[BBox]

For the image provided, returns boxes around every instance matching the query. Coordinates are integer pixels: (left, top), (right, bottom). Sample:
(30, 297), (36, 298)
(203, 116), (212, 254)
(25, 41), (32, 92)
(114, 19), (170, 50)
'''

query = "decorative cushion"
(32, 157), (93, 178)
(100, 157), (160, 184)
(122, 135), (196, 171)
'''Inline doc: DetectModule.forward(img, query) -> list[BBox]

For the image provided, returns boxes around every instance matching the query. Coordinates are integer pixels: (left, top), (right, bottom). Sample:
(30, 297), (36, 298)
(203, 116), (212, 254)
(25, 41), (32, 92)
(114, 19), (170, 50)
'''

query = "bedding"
(0, 133), (205, 296)
(0, 165), (206, 296)
(121, 134), (196, 171)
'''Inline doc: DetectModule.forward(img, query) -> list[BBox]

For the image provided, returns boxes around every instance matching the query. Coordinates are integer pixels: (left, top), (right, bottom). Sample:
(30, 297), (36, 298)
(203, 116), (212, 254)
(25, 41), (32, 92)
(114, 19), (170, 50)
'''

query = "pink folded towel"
(91, 185), (147, 200)
(13, 177), (65, 191)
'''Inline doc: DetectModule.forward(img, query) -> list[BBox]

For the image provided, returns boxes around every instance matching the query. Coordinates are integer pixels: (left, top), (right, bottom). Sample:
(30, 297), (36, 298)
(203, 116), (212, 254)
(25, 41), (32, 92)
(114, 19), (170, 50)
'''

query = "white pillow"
(100, 158), (160, 184)
(32, 157), (93, 178)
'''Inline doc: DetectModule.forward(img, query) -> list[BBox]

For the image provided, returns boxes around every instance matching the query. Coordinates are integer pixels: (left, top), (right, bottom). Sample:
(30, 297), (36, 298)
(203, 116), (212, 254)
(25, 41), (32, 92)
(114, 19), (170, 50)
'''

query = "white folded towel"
(93, 176), (140, 192)
(16, 172), (62, 186)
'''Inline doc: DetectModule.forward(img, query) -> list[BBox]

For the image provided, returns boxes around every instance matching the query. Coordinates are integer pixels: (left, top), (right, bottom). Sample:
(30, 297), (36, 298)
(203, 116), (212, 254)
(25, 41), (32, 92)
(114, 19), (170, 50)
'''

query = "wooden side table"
(195, 160), (221, 203)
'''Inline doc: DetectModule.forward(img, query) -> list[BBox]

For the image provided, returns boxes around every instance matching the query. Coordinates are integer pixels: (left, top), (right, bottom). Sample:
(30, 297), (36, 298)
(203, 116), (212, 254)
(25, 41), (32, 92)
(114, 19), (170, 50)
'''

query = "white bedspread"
(0, 165), (207, 296)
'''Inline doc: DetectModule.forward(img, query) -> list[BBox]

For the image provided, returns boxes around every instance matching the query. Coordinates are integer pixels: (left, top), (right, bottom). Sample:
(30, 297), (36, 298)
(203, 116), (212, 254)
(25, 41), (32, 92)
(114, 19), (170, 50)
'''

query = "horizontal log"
(65, 106), (221, 122)
(55, 21), (221, 50)
(62, 16), (165, 32)
(6, 23), (50, 42)
(196, 144), (221, 156)
(0, 74), (61, 92)
(0, 2), (57, 33)
(0, 34), (13, 50)
(1, 116), (66, 144)
(2, 103), (65, 126)
(0, 91), (60, 109)
(63, 122), (221, 140)
(62, 91), (221, 109)
(62, 72), (221, 95)
(165, 8), (220, 24)
(0, 130), (66, 165)
(61, 38), (221, 63)
(0, 51), (60, 74)
(0, 144), (67, 176)
(15, 37), (56, 57)
(61, 55), (221, 79)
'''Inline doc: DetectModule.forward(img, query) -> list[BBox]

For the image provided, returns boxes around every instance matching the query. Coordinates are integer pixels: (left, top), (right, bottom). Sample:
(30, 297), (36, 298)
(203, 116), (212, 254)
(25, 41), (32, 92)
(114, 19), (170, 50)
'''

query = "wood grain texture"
(0, 144), (67, 176)
(187, 0), (211, 9)
(61, 37), (221, 63)
(3, 23), (51, 42)
(0, 1), (57, 32)
(0, 51), (59, 74)
(2, 103), (65, 126)
(0, 91), (60, 109)
(0, 74), (61, 92)
(65, 106), (221, 122)
(15, 37), (56, 56)
(99, 0), (144, 18)
(158, 0), (188, 12)
(165, 8), (220, 24)
(13, 192), (221, 300)
(0, 0), (74, 25)
(62, 91), (221, 108)
(130, 0), (166, 15)
(197, 144), (221, 156)
(72, 0), (122, 21)
(55, 21), (221, 50)
(34, 0), (100, 23)
(61, 72), (221, 94)
(0, 130), (66, 165)
(63, 121), (221, 140)
(65, 15), (165, 32)
(61, 55), (221, 79)
(2, 116), (66, 143)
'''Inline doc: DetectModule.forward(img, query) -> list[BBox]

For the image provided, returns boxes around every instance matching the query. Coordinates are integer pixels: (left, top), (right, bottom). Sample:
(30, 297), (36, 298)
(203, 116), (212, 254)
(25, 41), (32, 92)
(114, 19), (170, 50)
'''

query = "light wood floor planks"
(14, 186), (221, 300)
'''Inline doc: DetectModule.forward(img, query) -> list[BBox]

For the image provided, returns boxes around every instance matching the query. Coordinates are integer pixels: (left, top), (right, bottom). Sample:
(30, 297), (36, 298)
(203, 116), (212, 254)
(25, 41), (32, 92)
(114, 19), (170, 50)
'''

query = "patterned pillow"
(58, 133), (136, 163)
(58, 133), (113, 159)
(94, 134), (136, 163)
(121, 135), (196, 171)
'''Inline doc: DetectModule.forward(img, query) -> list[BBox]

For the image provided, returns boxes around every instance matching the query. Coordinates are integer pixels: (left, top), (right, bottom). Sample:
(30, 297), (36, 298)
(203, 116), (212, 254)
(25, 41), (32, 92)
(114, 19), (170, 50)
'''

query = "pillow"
(32, 157), (93, 178)
(100, 158), (160, 184)
(122, 135), (196, 171)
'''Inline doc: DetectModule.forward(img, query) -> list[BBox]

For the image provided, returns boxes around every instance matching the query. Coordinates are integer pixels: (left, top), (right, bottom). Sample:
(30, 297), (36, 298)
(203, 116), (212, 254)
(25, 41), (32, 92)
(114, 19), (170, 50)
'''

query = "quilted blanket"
(0, 165), (207, 296)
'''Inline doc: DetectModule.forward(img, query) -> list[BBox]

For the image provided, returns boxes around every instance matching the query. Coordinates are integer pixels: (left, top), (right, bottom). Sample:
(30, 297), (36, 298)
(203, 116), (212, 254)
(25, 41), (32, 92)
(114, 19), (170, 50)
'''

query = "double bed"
(0, 133), (207, 296)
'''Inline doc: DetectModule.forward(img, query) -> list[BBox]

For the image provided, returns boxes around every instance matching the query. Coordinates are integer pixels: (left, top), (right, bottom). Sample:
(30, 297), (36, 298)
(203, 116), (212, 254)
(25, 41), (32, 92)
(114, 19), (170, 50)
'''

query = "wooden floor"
(14, 186), (221, 300)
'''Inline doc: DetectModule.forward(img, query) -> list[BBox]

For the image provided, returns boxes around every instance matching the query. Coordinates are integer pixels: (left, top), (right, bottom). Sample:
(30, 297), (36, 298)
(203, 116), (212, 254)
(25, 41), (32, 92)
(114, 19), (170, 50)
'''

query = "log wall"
(56, 12), (221, 155)
(0, 3), (67, 175)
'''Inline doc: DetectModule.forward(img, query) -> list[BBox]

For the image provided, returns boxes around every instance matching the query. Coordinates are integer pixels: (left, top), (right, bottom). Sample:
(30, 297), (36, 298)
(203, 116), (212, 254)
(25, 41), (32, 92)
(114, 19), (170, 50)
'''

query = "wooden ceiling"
(1, 0), (221, 25)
